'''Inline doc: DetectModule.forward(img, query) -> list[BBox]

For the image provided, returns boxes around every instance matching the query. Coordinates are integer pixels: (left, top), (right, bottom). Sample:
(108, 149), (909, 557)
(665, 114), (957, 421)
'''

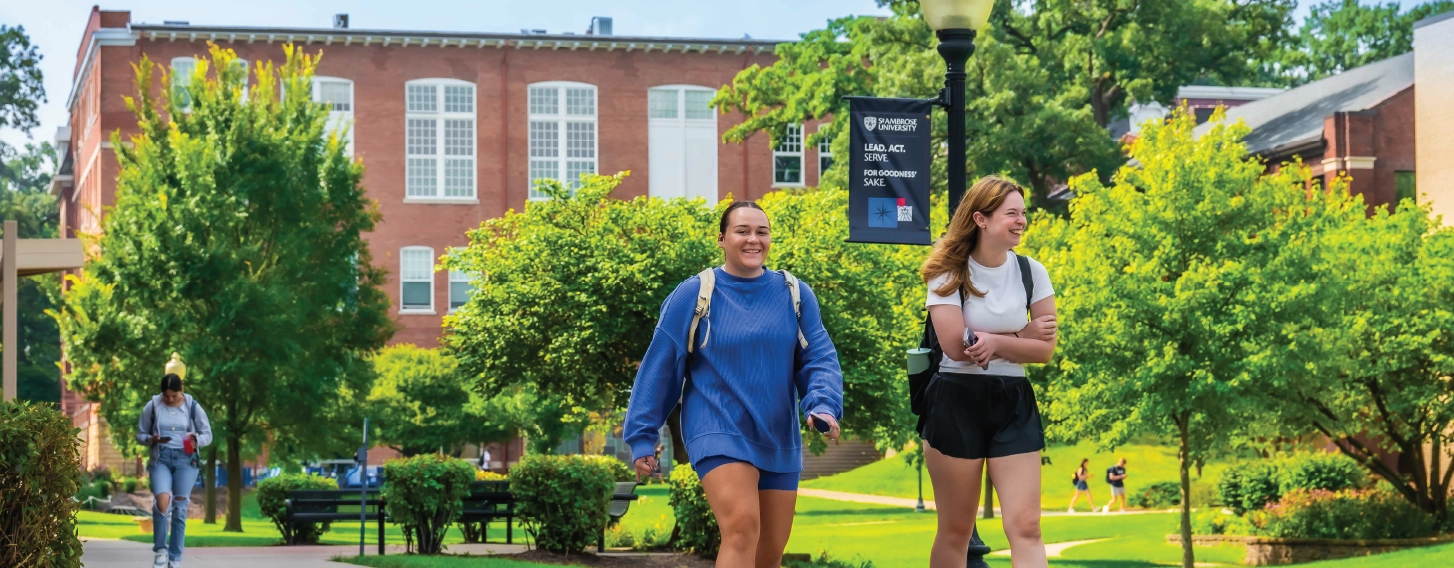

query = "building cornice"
(129, 24), (784, 56)
(65, 28), (141, 111)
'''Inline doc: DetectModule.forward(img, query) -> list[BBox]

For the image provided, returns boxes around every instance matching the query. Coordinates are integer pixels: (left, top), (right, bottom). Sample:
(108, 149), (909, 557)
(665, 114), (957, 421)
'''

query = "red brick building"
(52, 8), (842, 473)
(1194, 53), (1417, 214)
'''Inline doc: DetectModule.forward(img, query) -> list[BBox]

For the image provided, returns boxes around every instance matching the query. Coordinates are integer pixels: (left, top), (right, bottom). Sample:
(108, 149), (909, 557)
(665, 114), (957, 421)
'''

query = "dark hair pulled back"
(719, 201), (765, 234)
(160, 373), (183, 394)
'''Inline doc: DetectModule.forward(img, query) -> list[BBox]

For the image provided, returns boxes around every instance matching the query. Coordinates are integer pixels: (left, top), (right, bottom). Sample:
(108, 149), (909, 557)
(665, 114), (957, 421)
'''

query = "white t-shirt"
(925, 252), (1054, 376)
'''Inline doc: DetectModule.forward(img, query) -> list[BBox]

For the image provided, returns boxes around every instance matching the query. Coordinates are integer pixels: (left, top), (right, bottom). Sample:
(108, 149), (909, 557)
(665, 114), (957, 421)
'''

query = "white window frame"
(171, 57), (197, 111)
(399, 246), (436, 314)
(448, 269), (476, 313)
(313, 77), (354, 156)
(773, 123), (805, 187)
(817, 123), (833, 177)
(528, 81), (598, 200)
(404, 78), (478, 203)
(647, 84), (718, 201)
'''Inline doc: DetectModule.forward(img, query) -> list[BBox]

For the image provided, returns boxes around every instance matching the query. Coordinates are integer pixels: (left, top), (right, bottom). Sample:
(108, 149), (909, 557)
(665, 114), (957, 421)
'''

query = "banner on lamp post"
(845, 96), (933, 245)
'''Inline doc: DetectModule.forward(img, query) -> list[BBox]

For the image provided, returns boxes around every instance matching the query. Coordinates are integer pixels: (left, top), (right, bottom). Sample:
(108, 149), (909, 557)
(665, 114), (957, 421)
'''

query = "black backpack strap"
(1016, 253), (1035, 313)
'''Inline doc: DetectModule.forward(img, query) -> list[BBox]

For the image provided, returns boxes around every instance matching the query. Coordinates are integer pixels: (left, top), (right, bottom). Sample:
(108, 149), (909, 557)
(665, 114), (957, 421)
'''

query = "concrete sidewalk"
(81, 537), (527, 568)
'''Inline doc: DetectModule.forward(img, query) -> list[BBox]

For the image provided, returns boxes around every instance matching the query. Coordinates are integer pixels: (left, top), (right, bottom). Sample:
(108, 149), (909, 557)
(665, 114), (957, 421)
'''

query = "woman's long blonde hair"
(921, 176), (1026, 298)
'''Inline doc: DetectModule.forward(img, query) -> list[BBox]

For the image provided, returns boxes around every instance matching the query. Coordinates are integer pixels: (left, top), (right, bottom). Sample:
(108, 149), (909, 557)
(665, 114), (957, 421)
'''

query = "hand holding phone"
(154, 436), (172, 445)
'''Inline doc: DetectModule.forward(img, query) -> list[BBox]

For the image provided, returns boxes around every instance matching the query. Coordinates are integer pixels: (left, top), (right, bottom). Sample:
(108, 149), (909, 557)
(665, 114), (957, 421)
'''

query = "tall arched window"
(405, 79), (476, 200)
(648, 85), (718, 201)
(528, 81), (597, 199)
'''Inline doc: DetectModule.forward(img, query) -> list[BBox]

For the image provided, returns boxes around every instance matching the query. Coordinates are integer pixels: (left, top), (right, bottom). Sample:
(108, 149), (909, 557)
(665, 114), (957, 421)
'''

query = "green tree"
(1022, 111), (1357, 568)
(716, 0), (1293, 205)
(442, 173), (719, 460)
(1275, 0), (1454, 86)
(0, 25), (46, 171)
(54, 44), (393, 532)
(366, 344), (512, 456)
(1278, 200), (1454, 523)
(0, 143), (62, 404)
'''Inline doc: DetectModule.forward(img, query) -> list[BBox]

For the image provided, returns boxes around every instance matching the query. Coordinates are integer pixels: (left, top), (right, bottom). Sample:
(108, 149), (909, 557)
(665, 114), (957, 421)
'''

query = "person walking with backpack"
(137, 363), (213, 568)
(918, 176), (1058, 568)
(1067, 458), (1095, 513)
(624, 201), (844, 568)
(1103, 458), (1128, 513)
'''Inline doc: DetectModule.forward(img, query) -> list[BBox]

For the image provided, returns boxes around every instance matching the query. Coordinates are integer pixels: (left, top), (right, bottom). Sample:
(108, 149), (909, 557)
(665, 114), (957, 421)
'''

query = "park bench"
(457, 480), (517, 544)
(283, 489), (387, 553)
(598, 481), (640, 552)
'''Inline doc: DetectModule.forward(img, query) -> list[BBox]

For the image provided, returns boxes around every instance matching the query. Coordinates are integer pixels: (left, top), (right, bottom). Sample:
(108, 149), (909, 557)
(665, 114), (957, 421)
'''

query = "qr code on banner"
(898, 205), (913, 222)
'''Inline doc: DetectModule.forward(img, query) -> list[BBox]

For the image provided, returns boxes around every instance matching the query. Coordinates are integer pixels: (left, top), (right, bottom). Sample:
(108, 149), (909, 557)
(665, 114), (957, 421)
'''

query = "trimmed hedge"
(1217, 461), (1284, 515)
(382, 455), (476, 554)
(1255, 487), (1435, 540)
(587, 455), (635, 482)
(510, 454), (614, 553)
(0, 401), (84, 568)
(668, 462), (719, 557)
(1129, 481), (1182, 509)
(256, 473), (339, 544)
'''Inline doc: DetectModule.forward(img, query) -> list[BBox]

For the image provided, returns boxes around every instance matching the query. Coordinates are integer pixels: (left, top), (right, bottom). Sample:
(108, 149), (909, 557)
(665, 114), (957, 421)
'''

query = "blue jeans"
(150, 447), (199, 560)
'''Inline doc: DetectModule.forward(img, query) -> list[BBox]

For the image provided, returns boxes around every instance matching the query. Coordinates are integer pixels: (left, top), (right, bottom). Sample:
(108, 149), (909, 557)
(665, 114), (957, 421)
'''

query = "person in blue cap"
(624, 201), (844, 568)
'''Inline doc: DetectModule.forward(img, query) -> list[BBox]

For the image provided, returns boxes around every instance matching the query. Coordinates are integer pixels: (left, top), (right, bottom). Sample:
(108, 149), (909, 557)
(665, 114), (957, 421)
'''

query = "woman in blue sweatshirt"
(624, 201), (844, 568)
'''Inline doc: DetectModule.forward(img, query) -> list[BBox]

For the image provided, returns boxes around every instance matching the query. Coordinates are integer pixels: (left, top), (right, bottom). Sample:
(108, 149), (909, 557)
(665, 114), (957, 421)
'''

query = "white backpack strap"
(687, 268), (715, 353)
(779, 270), (809, 349)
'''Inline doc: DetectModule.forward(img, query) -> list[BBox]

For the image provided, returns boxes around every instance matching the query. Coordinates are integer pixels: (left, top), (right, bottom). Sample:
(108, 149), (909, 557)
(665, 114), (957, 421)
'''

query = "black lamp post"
(919, 1), (996, 566)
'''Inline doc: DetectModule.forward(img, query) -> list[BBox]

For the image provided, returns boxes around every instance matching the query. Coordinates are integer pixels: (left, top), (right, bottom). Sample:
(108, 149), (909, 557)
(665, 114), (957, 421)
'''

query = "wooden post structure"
(3, 220), (16, 402)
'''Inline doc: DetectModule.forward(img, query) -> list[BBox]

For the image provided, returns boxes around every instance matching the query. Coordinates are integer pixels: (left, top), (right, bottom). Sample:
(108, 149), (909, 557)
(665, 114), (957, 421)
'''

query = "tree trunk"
(204, 445), (218, 524)
(1177, 416), (1195, 568)
(224, 435), (244, 532)
(667, 404), (688, 465)
(982, 474), (995, 519)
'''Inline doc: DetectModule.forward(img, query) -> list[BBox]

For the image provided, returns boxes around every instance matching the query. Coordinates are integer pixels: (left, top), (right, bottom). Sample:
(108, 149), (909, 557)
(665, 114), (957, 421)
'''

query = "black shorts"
(920, 372), (1045, 460)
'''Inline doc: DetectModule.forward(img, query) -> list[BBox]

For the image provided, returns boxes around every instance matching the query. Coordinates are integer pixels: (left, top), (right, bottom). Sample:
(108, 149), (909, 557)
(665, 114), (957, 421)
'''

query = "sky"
(0, 0), (1448, 155)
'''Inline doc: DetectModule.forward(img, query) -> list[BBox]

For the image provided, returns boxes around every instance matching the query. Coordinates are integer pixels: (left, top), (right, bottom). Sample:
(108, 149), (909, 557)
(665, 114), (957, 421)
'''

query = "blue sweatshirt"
(624, 267), (845, 474)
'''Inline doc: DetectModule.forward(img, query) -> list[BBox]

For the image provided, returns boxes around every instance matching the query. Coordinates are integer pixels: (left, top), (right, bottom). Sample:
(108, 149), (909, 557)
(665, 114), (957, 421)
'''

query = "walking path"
(81, 537), (526, 568)
(797, 488), (1171, 517)
(988, 538), (1109, 558)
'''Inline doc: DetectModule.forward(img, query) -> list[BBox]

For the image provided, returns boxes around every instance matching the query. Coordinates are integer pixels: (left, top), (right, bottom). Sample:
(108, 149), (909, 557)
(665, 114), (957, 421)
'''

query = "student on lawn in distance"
(623, 201), (845, 568)
(919, 176), (1059, 568)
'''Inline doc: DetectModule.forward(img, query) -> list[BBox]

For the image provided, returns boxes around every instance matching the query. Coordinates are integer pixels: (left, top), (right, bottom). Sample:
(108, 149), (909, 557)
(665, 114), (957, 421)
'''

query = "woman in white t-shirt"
(919, 176), (1058, 568)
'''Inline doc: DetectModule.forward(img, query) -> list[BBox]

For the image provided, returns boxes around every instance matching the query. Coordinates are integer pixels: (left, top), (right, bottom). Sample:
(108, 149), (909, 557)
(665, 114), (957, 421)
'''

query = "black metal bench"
(457, 480), (516, 544)
(283, 489), (387, 553)
(598, 481), (640, 552)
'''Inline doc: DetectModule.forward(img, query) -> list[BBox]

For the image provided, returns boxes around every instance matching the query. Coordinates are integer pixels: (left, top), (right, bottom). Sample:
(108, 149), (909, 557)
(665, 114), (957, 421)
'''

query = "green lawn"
(1296, 542), (1454, 566)
(343, 556), (554, 568)
(801, 442), (1231, 511)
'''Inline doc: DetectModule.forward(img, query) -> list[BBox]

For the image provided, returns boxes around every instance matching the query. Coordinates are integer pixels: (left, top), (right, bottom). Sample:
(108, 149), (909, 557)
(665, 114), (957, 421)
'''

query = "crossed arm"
(928, 295), (1058, 367)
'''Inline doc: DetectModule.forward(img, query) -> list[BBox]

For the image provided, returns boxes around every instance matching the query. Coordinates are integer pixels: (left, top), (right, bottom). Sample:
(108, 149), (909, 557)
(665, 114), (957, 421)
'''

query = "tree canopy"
(55, 44), (393, 531)
(1272, 0), (1454, 86)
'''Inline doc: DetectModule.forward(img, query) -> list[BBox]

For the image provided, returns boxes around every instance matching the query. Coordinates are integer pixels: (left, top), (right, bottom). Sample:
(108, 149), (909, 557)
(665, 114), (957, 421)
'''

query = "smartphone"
(963, 329), (989, 370)
(811, 415), (831, 433)
(156, 436), (172, 444)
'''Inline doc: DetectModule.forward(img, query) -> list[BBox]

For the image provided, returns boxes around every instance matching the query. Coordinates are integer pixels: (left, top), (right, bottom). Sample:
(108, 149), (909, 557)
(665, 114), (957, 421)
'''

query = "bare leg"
(1085, 489), (1096, 512)
(924, 441), (984, 568)
(701, 462), (761, 568)
(988, 451), (1047, 568)
(755, 490), (797, 568)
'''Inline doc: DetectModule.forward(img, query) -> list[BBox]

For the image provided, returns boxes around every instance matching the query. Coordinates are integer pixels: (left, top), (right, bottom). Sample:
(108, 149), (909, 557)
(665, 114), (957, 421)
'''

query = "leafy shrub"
(256, 473), (339, 544)
(86, 466), (113, 484)
(0, 400), (85, 568)
(1255, 487), (1435, 540)
(121, 477), (140, 494)
(474, 470), (506, 482)
(1218, 462), (1281, 515)
(1191, 509), (1254, 536)
(669, 462), (719, 557)
(1129, 481), (1182, 509)
(382, 455), (476, 554)
(510, 454), (614, 553)
(587, 455), (635, 482)
(1277, 452), (1366, 495)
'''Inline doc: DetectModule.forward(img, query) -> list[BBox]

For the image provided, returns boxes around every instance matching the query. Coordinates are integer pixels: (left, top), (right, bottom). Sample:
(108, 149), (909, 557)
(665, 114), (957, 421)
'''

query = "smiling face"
(719, 206), (771, 274)
(972, 190), (1027, 251)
